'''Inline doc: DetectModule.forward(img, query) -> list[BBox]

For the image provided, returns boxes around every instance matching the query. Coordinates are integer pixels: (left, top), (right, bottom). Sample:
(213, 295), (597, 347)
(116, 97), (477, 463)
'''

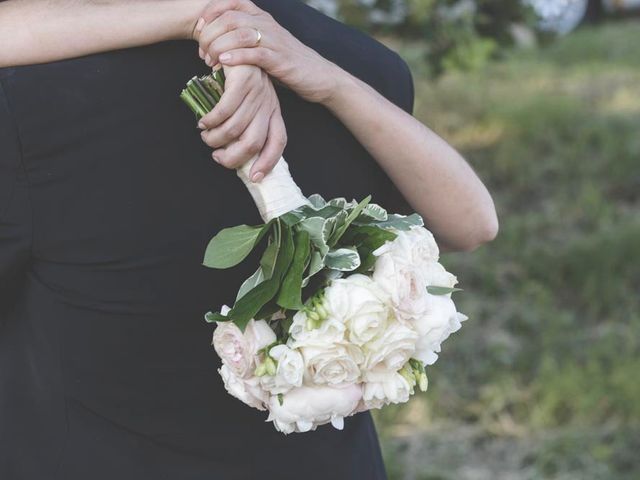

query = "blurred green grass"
(375, 21), (640, 480)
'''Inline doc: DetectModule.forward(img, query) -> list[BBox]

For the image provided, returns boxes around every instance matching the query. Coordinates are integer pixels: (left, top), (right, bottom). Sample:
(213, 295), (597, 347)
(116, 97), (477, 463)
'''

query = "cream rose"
(288, 310), (346, 346)
(373, 230), (457, 324)
(267, 383), (362, 434)
(362, 367), (412, 410)
(414, 294), (467, 365)
(299, 343), (363, 385)
(422, 262), (458, 290)
(212, 307), (277, 378)
(363, 321), (418, 372)
(219, 364), (268, 410)
(324, 274), (391, 346)
(260, 344), (304, 395)
(374, 227), (440, 267)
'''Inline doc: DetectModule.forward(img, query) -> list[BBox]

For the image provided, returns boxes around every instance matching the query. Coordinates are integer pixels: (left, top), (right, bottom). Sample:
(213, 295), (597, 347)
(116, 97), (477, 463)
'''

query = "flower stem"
(180, 89), (207, 118)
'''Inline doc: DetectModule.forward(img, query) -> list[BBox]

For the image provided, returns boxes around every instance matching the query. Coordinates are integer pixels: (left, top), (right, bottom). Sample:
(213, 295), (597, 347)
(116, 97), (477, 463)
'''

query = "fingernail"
(205, 54), (212, 66)
(219, 52), (231, 63)
(212, 153), (221, 163)
(251, 172), (264, 183)
(198, 47), (205, 59)
(198, 121), (206, 130)
(195, 17), (205, 33)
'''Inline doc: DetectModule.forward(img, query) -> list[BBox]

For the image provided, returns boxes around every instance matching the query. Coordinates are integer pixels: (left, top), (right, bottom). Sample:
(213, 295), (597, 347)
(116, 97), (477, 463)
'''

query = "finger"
(198, 76), (252, 130)
(249, 107), (287, 181)
(213, 104), (270, 170)
(200, 0), (262, 23)
(218, 47), (276, 71)
(198, 10), (250, 62)
(200, 88), (260, 148)
(207, 27), (263, 64)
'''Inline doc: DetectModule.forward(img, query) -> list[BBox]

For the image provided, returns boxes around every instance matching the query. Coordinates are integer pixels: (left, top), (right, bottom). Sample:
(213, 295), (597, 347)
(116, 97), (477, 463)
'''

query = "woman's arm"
(198, 0), (498, 252)
(322, 73), (499, 252)
(0, 0), (206, 67)
(0, 0), (288, 176)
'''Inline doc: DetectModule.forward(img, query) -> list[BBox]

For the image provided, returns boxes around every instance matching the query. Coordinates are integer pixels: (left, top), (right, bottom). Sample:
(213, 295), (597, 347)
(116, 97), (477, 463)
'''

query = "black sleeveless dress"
(0, 1), (413, 478)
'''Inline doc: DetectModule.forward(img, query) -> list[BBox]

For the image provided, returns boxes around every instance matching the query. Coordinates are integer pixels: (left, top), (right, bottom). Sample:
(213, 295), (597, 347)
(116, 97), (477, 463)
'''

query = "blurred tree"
(312, 0), (538, 75)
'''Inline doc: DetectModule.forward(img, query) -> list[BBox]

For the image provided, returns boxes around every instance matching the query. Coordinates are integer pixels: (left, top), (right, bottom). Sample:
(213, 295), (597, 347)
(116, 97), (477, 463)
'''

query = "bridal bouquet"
(181, 71), (467, 434)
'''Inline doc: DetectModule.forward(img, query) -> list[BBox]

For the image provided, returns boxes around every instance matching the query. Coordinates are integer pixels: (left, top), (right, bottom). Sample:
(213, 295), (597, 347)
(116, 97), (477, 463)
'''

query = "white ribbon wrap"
(237, 156), (310, 223)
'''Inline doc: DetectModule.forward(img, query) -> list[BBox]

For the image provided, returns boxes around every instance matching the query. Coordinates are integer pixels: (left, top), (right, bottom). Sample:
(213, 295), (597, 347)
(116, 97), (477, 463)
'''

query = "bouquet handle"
(237, 155), (309, 222)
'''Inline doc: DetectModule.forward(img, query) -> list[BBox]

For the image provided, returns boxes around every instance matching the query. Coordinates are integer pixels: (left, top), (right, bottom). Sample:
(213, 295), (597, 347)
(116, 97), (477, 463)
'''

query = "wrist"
(320, 66), (359, 112)
(179, 0), (209, 40)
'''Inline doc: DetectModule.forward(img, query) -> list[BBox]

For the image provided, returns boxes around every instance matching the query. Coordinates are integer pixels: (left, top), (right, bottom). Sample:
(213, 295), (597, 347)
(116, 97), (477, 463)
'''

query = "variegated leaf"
(325, 247), (361, 271)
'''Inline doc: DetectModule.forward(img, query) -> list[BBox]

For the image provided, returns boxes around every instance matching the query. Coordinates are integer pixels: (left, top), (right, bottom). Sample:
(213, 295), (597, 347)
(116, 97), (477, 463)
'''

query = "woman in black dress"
(0, 1), (497, 478)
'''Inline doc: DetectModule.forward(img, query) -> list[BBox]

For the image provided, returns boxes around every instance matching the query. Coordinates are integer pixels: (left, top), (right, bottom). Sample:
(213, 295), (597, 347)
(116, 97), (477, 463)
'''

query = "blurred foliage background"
(316, 2), (640, 478)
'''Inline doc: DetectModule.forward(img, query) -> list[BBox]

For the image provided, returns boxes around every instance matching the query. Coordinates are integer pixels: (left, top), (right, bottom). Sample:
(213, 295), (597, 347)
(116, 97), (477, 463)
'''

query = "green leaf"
(356, 252), (378, 274)
(374, 213), (424, 231)
(329, 195), (371, 246)
(236, 268), (265, 301)
(325, 210), (348, 240)
(307, 194), (327, 209)
(255, 301), (281, 320)
(426, 286), (463, 295)
(203, 223), (269, 269)
(276, 230), (311, 309)
(359, 203), (388, 222)
(226, 223), (294, 330)
(298, 217), (330, 255)
(341, 225), (397, 250)
(303, 250), (325, 286)
(325, 247), (361, 271)
(260, 222), (281, 279)
(300, 204), (343, 219)
(339, 225), (397, 274)
(327, 197), (349, 208)
(280, 210), (305, 227)
(205, 311), (228, 323)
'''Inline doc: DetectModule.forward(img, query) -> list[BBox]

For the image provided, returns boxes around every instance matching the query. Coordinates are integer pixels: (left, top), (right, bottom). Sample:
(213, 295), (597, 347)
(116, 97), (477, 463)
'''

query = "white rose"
(374, 227), (440, 268)
(260, 345), (304, 395)
(372, 253), (428, 323)
(414, 294), (467, 365)
(288, 310), (346, 346)
(422, 262), (458, 290)
(362, 367), (412, 410)
(363, 321), (418, 372)
(300, 343), (363, 385)
(373, 231), (457, 324)
(212, 309), (276, 378)
(267, 383), (362, 434)
(218, 364), (268, 410)
(324, 274), (391, 346)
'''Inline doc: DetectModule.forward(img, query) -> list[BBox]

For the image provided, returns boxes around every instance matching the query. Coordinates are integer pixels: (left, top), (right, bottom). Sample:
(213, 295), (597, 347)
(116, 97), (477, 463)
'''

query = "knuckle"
(218, 156), (235, 168)
(257, 48), (268, 62)
(238, 28), (252, 44)
(213, 105), (230, 120)
(221, 11), (239, 30)
(275, 132), (287, 149)
(203, 132), (220, 147)
(246, 138), (263, 155)
(208, 41), (221, 57)
(224, 122), (243, 139)
(225, 156), (244, 169)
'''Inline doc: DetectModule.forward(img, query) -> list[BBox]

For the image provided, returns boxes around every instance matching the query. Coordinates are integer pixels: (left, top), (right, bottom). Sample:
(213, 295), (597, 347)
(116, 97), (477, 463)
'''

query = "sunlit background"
(311, 1), (640, 478)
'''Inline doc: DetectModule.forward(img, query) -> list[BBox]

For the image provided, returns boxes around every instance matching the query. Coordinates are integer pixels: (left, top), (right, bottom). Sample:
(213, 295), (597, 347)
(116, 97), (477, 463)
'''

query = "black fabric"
(0, 2), (414, 479)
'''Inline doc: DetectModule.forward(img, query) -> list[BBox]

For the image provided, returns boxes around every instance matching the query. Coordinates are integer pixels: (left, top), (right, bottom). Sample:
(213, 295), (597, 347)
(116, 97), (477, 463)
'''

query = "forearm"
(323, 68), (498, 252)
(0, 0), (206, 67)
